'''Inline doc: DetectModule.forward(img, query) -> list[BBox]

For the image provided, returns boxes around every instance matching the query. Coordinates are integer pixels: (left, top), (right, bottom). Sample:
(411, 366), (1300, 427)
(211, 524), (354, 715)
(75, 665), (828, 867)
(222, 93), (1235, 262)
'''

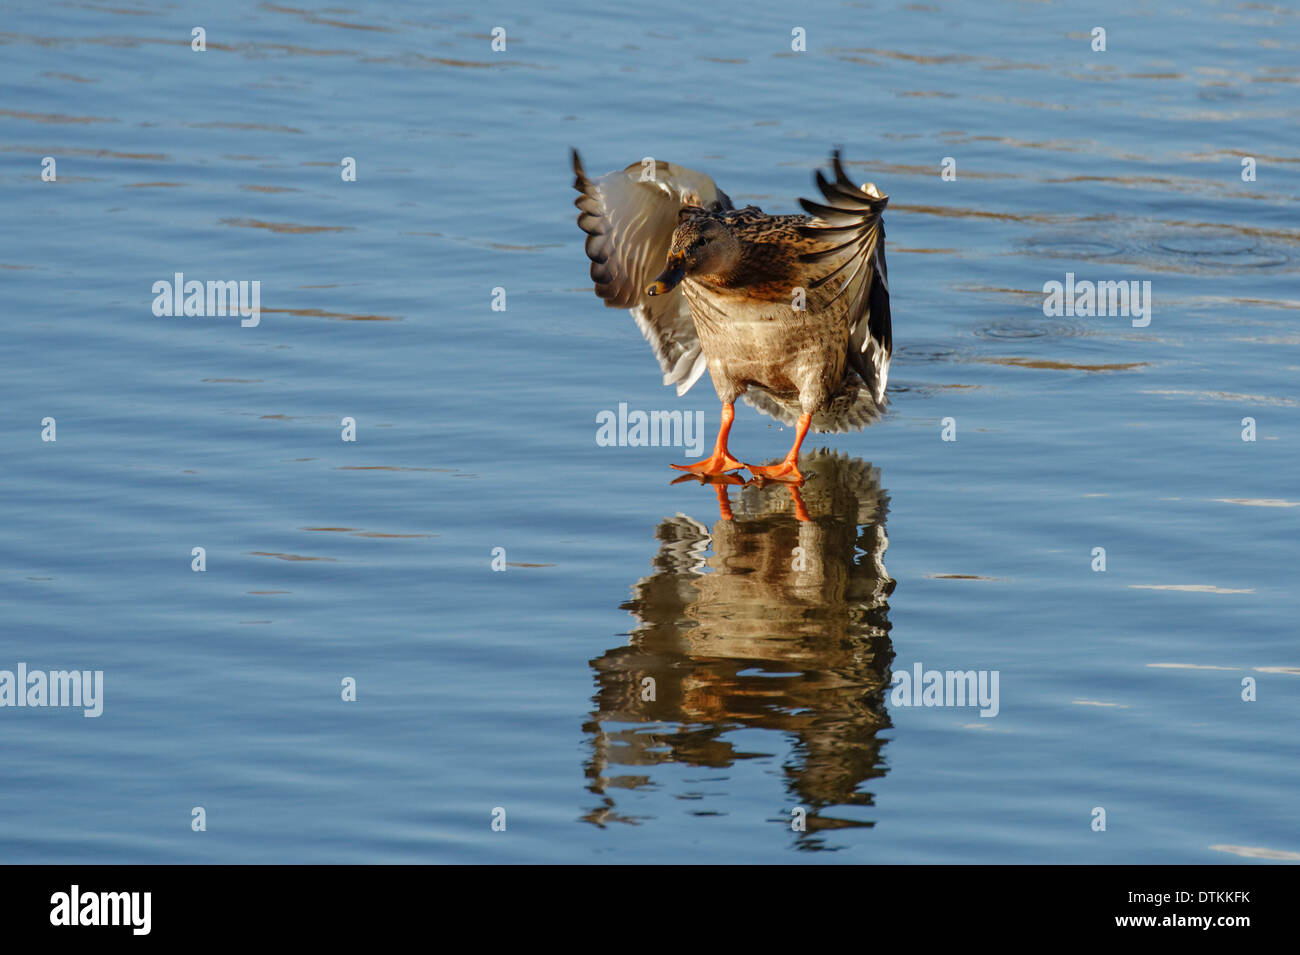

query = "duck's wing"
(572, 149), (732, 396)
(796, 149), (892, 408)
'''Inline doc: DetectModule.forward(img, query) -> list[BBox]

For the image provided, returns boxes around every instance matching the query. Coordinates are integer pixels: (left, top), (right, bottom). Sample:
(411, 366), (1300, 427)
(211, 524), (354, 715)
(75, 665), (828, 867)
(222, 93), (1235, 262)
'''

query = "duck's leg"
(746, 412), (811, 485)
(713, 483), (735, 521)
(786, 485), (811, 522)
(671, 402), (744, 476)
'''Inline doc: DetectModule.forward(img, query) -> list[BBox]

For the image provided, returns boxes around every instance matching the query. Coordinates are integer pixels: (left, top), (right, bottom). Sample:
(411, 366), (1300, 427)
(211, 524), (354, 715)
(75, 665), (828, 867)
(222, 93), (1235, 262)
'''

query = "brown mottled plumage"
(573, 149), (891, 484)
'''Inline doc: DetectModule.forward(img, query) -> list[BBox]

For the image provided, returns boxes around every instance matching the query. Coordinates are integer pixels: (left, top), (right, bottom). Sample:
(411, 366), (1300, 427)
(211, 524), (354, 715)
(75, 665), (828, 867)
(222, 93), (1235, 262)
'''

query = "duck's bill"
(646, 258), (686, 296)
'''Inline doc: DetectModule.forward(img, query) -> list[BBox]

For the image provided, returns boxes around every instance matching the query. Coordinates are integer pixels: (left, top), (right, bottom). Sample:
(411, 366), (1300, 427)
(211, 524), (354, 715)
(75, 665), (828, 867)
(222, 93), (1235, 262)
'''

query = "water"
(2, 0), (1297, 863)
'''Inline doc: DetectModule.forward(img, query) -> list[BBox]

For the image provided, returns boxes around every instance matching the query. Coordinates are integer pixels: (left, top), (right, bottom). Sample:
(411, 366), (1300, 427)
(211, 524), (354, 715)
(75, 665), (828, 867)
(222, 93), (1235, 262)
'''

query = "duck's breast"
(683, 282), (849, 394)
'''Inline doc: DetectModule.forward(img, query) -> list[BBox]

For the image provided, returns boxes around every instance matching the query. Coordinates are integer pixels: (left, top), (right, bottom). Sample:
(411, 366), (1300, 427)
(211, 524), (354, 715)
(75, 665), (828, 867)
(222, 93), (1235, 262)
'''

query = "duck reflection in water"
(582, 450), (896, 848)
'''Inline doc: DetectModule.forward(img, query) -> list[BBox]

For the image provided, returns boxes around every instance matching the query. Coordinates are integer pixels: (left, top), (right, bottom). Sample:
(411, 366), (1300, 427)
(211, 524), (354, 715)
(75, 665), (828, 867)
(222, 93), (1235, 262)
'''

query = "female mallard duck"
(572, 148), (891, 485)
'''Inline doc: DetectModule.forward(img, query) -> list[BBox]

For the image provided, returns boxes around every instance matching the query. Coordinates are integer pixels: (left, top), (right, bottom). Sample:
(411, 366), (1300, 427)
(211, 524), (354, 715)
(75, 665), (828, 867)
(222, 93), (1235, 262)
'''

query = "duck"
(572, 148), (891, 485)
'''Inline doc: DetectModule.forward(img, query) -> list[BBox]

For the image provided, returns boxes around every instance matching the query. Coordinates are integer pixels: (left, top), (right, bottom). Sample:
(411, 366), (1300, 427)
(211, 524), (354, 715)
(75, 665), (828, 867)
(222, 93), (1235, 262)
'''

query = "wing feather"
(572, 150), (731, 396)
(797, 149), (893, 407)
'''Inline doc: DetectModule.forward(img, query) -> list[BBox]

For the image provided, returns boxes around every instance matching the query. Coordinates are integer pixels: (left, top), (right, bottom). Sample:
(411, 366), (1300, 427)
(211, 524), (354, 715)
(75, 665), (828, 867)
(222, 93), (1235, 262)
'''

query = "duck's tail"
(740, 370), (888, 435)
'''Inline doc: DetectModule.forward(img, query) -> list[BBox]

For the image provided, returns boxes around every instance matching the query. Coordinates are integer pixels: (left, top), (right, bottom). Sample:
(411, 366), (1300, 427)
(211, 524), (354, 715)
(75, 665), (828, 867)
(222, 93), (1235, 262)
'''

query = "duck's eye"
(691, 238), (706, 250)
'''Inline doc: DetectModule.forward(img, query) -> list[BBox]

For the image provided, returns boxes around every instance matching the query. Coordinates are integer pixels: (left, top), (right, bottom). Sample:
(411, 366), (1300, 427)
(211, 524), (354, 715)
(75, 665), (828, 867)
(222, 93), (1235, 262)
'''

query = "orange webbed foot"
(670, 471), (746, 486)
(744, 459), (805, 485)
(670, 453), (744, 478)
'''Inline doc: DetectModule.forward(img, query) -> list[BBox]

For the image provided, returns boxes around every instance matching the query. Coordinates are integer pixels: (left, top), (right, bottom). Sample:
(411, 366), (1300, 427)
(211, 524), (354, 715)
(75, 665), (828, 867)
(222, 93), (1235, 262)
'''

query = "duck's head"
(647, 212), (740, 296)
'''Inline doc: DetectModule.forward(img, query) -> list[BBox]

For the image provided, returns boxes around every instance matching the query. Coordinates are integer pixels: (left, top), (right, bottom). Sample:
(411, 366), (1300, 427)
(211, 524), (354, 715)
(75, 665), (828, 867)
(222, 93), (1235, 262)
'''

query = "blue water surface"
(1, 0), (1297, 863)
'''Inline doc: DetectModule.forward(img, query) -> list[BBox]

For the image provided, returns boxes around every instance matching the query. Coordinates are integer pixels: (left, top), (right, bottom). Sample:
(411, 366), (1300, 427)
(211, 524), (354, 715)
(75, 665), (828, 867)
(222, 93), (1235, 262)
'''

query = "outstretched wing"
(572, 150), (732, 396)
(796, 150), (892, 407)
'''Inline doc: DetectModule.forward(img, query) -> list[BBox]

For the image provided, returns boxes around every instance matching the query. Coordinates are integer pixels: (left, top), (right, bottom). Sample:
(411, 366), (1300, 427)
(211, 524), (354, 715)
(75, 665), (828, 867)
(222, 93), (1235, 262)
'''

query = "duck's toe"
(670, 452), (745, 477)
(744, 460), (806, 485)
(670, 471), (746, 486)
